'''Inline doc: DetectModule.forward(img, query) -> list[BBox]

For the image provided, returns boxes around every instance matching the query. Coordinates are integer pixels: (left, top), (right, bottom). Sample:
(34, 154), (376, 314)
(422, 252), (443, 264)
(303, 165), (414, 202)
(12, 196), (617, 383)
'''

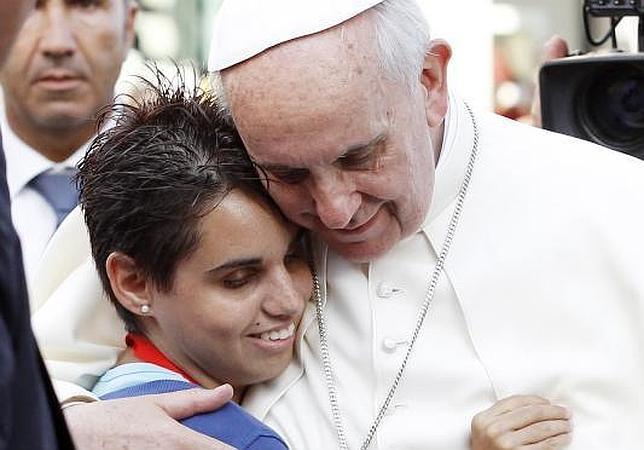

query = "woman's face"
(147, 188), (311, 392)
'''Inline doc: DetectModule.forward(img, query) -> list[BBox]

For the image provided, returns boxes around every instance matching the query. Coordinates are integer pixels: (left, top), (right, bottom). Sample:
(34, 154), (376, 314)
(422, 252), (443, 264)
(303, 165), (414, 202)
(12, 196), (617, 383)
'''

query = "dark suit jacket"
(0, 133), (74, 449)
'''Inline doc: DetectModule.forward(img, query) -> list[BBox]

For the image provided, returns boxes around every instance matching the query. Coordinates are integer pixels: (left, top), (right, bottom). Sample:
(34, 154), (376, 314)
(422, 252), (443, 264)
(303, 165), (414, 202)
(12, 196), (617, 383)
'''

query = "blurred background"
(121, 0), (640, 118)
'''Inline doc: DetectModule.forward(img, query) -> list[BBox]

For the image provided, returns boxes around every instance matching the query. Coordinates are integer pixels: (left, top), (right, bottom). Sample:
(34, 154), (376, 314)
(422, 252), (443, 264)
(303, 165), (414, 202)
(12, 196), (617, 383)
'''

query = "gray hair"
(369, 0), (431, 89)
(210, 0), (431, 120)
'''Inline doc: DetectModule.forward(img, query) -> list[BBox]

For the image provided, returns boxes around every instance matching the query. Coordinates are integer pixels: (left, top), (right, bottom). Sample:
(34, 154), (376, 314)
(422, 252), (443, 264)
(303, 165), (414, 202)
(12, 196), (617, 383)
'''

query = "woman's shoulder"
(93, 362), (188, 398)
(101, 378), (288, 450)
(183, 397), (288, 450)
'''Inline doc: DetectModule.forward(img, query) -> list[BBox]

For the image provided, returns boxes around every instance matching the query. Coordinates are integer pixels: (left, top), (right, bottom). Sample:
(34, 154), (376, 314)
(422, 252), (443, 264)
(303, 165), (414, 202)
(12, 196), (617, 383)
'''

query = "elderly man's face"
(224, 22), (449, 262)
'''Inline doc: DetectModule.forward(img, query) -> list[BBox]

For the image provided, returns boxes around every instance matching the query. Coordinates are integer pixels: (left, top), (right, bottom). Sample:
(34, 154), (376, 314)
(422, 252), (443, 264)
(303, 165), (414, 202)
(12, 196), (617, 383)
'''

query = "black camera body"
(539, 0), (644, 159)
(586, 0), (643, 18)
(540, 52), (644, 159)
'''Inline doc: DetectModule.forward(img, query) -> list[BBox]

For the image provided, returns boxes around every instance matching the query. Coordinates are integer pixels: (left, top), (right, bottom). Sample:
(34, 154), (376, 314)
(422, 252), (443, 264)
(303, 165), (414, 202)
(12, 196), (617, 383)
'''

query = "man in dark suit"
(1, 3), (236, 448)
(0, 1), (75, 448)
(0, 149), (74, 450)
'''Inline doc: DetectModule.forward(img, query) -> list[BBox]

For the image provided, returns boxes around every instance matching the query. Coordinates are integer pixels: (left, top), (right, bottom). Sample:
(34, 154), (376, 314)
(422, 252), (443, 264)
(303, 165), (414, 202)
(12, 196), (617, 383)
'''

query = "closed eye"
(267, 167), (310, 184)
(260, 134), (385, 183)
(209, 257), (262, 289)
(221, 268), (259, 289)
(335, 134), (385, 171)
(337, 149), (376, 169)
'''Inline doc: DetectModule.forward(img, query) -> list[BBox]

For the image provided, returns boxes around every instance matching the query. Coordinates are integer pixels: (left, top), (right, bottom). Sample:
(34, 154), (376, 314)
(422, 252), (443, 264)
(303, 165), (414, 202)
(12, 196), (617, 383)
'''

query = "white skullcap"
(208, 0), (385, 71)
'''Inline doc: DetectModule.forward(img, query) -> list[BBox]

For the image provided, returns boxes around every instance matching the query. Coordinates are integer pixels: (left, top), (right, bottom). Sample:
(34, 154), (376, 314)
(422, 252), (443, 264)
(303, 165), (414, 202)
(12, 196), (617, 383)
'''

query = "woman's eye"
(223, 278), (247, 289)
(222, 270), (257, 289)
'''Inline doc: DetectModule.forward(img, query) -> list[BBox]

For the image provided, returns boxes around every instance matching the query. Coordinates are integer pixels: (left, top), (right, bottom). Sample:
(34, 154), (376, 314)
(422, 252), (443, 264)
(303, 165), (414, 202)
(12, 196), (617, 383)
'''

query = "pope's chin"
(324, 230), (402, 263)
(318, 212), (404, 262)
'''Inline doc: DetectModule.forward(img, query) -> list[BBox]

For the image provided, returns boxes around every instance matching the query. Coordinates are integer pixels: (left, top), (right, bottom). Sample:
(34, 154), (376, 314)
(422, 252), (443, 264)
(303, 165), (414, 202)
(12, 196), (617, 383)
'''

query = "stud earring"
(140, 304), (151, 315)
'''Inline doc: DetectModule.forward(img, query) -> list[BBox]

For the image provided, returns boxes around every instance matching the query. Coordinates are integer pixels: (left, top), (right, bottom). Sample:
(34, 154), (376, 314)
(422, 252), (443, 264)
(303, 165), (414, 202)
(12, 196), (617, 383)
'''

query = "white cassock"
(241, 95), (644, 449)
(32, 95), (644, 449)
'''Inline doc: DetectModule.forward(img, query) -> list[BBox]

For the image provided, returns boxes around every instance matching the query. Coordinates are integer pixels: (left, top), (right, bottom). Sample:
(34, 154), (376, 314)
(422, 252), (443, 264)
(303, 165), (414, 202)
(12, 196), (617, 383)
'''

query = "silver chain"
(314, 102), (480, 450)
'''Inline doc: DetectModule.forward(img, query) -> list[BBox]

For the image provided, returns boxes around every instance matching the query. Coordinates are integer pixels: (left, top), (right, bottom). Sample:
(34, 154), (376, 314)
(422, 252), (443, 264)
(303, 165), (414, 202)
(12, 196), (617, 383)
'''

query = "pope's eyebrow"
(337, 133), (386, 160)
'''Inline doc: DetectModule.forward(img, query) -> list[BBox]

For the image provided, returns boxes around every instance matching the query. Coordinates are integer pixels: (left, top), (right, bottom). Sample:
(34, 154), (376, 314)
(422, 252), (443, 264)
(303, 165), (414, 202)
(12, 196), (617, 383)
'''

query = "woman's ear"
(420, 39), (452, 128)
(106, 252), (154, 317)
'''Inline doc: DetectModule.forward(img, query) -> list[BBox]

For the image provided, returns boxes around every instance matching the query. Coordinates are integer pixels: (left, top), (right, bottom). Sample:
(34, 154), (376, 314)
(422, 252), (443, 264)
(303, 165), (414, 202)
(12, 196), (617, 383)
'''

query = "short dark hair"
(77, 70), (269, 333)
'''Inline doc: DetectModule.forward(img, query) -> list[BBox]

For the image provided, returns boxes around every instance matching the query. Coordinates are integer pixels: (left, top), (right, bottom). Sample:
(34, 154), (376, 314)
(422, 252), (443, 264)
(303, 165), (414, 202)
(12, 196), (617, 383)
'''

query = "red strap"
(126, 333), (199, 385)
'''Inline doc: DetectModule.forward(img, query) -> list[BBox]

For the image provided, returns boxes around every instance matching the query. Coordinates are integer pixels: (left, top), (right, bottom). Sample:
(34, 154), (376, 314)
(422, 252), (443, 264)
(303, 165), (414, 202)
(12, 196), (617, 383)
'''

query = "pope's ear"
(106, 252), (153, 317)
(420, 39), (452, 127)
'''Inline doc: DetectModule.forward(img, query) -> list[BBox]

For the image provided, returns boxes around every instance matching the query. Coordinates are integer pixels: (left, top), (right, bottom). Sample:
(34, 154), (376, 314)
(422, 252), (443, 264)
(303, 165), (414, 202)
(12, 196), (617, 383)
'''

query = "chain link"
(314, 102), (480, 450)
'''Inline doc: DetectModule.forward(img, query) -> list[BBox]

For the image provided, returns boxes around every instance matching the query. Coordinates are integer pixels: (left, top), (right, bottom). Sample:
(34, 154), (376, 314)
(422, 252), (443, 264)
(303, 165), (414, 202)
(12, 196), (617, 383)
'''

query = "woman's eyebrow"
(209, 258), (262, 273)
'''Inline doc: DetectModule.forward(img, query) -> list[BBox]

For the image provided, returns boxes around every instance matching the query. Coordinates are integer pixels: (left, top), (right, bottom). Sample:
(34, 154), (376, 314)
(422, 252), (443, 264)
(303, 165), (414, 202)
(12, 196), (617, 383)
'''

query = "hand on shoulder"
(64, 385), (234, 449)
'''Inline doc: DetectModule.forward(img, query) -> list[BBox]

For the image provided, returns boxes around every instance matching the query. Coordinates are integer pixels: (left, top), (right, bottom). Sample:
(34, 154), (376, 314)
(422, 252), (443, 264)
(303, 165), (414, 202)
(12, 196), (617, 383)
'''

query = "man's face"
(0, 0), (35, 67)
(224, 23), (447, 263)
(0, 0), (136, 130)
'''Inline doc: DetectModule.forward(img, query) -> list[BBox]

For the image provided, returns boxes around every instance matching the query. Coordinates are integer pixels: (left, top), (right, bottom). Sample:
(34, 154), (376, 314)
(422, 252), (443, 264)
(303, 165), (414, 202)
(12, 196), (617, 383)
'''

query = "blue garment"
(93, 362), (187, 397)
(98, 364), (288, 450)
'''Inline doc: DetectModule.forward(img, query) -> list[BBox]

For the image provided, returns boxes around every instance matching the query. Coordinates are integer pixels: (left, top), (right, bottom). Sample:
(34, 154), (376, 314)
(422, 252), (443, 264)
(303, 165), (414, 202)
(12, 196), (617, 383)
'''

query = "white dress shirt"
(31, 95), (644, 449)
(0, 104), (87, 283)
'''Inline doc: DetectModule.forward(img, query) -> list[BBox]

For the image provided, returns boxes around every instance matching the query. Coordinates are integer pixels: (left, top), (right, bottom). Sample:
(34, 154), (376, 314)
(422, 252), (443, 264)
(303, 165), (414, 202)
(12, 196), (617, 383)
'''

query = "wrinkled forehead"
(222, 17), (384, 134)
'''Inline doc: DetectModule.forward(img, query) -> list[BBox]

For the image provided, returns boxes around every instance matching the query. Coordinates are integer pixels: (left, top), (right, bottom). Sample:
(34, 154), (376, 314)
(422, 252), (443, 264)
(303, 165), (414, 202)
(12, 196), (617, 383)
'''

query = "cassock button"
(382, 338), (409, 353)
(382, 338), (399, 353)
(376, 282), (394, 298)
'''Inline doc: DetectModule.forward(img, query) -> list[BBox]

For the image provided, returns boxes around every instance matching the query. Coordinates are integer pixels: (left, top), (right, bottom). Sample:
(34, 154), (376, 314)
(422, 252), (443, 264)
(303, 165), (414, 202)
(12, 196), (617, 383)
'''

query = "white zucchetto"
(208, 0), (385, 71)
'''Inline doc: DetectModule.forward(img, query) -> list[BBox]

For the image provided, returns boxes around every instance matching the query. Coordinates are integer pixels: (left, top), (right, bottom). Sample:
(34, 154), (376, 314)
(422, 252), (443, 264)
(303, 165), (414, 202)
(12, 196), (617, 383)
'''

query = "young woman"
(78, 80), (311, 449)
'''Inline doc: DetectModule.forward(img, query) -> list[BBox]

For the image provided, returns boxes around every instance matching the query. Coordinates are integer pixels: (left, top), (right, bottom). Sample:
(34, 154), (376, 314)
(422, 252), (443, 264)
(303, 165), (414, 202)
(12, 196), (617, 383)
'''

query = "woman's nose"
(262, 268), (304, 318)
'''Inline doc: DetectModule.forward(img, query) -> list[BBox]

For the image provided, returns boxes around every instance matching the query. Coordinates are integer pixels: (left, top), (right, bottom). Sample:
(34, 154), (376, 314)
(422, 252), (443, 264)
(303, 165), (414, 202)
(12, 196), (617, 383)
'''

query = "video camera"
(539, 0), (644, 159)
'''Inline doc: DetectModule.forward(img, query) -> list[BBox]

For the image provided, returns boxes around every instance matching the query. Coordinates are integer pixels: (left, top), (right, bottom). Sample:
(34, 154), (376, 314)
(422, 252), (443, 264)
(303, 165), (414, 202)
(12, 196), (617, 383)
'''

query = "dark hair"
(77, 69), (269, 333)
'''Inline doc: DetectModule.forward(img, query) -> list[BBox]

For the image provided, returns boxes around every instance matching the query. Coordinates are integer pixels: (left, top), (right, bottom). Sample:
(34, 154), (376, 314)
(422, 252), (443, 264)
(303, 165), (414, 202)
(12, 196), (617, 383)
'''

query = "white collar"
(0, 102), (89, 200)
(421, 93), (476, 230)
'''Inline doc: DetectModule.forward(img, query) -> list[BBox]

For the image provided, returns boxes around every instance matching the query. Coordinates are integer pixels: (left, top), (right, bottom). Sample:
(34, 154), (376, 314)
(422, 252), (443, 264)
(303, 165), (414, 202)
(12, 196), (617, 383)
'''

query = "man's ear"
(123, 1), (139, 52)
(420, 39), (452, 128)
(106, 252), (153, 317)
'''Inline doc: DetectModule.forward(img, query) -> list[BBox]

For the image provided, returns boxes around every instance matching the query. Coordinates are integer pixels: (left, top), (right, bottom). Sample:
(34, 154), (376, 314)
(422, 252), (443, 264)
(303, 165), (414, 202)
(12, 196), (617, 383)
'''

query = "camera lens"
(578, 65), (644, 156)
